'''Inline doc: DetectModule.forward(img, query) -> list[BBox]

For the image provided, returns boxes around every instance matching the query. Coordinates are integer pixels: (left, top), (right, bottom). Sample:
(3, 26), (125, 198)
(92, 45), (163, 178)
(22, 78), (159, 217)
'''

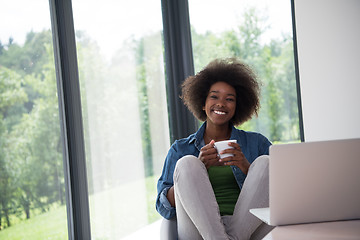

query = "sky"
(1, 0), (292, 60)
(189, 0), (292, 38)
(1, 0), (51, 44)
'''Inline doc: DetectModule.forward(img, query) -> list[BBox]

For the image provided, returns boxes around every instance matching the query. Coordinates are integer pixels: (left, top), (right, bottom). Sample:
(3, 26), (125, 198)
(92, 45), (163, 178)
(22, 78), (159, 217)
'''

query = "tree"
(0, 66), (28, 227)
(0, 30), (52, 78)
(0, 31), (65, 225)
(17, 46), (65, 212)
(191, 28), (234, 72)
(190, 7), (299, 142)
(134, 37), (154, 177)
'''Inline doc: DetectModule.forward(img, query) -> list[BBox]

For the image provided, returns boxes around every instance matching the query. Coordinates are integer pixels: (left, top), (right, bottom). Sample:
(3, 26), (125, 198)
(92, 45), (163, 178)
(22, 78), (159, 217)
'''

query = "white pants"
(174, 155), (272, 240)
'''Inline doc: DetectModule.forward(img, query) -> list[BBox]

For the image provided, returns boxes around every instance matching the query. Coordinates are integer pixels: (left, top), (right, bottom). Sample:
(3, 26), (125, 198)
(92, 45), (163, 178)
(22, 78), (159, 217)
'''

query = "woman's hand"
(167, 186), (175, 207)
(198, 140), (222, 169)
(219, 142), (251, 174)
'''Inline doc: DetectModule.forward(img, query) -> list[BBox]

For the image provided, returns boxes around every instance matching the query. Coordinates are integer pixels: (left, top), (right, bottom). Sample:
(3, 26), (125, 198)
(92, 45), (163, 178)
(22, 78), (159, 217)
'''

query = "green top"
(208, 166), (240, 216)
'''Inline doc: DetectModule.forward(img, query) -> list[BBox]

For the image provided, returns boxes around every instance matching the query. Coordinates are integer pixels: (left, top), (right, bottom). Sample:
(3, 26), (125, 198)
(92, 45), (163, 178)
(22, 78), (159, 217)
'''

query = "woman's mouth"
(214, 110), (226, 115)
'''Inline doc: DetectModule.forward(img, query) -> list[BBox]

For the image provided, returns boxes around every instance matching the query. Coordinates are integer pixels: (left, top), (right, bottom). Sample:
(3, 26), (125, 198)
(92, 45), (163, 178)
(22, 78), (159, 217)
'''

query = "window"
(0, 0), (302, 239)
(188, 0), (300, 143)
(72, 0), (169, 238)
(0, 1), (68, 239)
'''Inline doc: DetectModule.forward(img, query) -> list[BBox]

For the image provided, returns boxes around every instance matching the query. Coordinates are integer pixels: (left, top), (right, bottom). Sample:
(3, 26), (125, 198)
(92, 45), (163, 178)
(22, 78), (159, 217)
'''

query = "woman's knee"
(174, 155), (205, 179)
(248, 155), (269, 176)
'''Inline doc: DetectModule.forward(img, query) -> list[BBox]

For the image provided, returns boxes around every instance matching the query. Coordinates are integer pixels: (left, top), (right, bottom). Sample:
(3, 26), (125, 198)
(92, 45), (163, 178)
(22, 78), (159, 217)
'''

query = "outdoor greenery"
(0, 30), (65, 231)
(191, 8), (299, 142)
(0, 175), (160, 240)
(0, 7), (298, 238)
(0, 204), (67, 240)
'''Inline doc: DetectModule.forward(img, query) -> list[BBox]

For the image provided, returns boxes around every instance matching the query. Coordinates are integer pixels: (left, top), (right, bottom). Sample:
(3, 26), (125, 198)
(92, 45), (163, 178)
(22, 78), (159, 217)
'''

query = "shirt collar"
(189, 121), (242, 150)
(189, 122), (206, 150)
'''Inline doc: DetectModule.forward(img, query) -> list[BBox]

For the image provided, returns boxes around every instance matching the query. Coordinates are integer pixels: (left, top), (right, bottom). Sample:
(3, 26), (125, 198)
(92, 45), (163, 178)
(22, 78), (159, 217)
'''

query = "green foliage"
(0, 30), (53, 78)
(0, 5), (300, 236)
(134, 36), (154, 177)
(0, 66), (29, 227)
(191, 7), (300, 142)
(0, 175), (159, 239)
(0, 205), (68, 240)
(0, 67), (27, 119)
(0, 30), (65, 228)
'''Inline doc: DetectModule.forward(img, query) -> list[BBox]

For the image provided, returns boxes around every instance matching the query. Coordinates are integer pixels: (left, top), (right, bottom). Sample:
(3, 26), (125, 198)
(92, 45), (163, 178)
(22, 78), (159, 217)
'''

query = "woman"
(156, 58), (273, 239)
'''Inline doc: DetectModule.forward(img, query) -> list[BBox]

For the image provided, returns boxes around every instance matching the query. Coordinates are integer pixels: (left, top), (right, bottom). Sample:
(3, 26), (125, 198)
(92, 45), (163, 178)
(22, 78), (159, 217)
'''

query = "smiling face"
(203, 81), (236, 127)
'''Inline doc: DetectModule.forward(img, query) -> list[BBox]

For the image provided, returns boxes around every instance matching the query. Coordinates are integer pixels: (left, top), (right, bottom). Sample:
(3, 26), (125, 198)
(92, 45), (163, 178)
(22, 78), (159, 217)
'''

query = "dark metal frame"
(161, 0), (199, 143)
(49, 0), (92, 239)
(290, 0), (305, 142)
(47, 0), (304, 239)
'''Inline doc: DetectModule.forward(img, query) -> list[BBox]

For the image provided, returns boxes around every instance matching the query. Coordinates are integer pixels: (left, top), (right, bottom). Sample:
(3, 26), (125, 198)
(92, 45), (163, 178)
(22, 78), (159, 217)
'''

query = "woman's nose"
(220, 98), (228, 105)
(216, 101), (224, 107)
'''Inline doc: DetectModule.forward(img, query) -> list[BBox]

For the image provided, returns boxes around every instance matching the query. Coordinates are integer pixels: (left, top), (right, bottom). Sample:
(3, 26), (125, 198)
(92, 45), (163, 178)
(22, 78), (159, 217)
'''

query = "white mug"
(214, 140), (237, 159)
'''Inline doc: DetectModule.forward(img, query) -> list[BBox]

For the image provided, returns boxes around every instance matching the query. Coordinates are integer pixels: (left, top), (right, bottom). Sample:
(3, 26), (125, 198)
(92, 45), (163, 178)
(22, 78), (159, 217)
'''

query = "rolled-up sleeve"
(156, 143), (179, 219)
(157, 186), (175, 219)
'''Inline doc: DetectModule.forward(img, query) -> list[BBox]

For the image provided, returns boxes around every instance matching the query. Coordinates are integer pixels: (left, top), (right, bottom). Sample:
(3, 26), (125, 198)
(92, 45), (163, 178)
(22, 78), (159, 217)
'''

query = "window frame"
(49, 0), (92, 239)
(291, 0), (305, 142)
(161, 0), (199, 143)
(48, 0), (304, 239)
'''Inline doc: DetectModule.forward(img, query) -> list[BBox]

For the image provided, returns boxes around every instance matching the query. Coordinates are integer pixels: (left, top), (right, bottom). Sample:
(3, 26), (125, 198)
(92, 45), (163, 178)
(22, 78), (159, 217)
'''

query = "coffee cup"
(214, 140), (237, 159)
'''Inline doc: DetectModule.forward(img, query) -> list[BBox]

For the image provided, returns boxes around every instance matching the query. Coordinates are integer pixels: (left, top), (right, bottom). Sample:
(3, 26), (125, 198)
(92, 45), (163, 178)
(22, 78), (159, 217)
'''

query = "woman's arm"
(156, 144), (178, 219)
(167, 186), (175, 207)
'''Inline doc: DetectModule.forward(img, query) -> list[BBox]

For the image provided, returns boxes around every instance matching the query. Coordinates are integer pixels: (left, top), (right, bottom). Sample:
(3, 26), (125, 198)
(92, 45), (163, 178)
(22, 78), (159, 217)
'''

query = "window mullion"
(161, 0), (199, 143)
(49, 0), (92, 239)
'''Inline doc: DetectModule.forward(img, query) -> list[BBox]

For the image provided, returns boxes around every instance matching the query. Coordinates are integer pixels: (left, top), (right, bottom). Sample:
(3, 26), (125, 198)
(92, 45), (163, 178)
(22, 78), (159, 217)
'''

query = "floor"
(121, 219), (162, 240)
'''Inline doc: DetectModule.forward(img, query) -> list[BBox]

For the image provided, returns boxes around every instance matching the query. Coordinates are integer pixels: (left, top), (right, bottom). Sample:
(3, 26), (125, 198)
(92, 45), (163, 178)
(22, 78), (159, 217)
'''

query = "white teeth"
(214, 110), (226, 115)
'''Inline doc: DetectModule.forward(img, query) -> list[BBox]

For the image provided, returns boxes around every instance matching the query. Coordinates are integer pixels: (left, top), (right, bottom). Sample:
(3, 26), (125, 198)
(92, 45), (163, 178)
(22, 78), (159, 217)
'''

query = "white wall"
(294, 0), (360, 141)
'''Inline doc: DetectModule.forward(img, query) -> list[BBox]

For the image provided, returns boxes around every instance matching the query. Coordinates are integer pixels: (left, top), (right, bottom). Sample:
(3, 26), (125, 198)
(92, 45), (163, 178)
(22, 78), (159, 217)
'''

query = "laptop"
(250, 138), (360, 226)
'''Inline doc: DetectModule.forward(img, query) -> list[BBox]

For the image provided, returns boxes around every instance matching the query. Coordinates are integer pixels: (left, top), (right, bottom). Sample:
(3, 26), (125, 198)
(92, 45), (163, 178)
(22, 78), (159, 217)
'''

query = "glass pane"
(72, 0), (169, 239)
(0, 1), (68, 239)
(189, 0), (300, 143)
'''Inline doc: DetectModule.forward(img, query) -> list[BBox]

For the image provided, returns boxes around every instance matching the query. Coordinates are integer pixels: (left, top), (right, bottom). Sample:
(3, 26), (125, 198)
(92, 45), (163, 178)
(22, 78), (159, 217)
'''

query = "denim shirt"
(156, 122), (272, 220)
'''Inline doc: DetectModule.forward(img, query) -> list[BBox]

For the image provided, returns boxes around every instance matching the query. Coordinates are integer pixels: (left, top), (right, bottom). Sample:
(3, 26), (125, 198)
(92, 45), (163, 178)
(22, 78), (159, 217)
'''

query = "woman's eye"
(210, 95), (218, 99)
(227, 98), (235, 102)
